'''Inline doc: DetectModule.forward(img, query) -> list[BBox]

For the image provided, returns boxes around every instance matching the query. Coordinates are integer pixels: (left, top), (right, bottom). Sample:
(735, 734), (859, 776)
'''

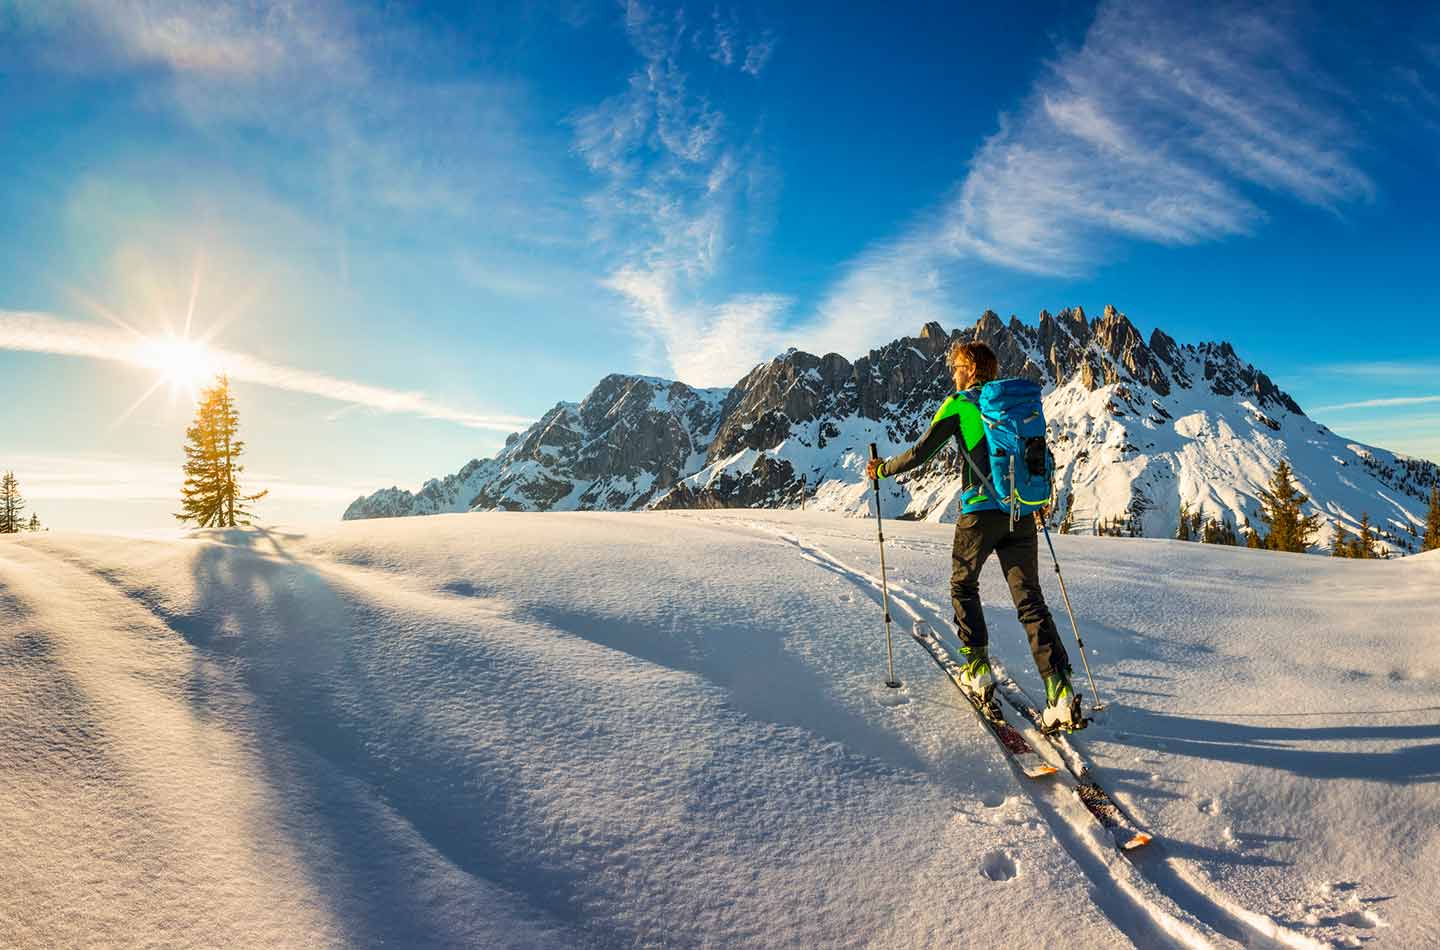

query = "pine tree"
(176, 376), (268, 528)
(1245, 526), (1265, 549)
(1176, 502), (1194, 541)
(0, 471), (24, 534)
(1331, 523), (1351, 557)
(1352, 513), (1376, 559)
(1425, 485), (1440, 553)
(1257, 459), (1321, 553)
(26, 513), (41, 532)
(1204, 518), (1238, 546)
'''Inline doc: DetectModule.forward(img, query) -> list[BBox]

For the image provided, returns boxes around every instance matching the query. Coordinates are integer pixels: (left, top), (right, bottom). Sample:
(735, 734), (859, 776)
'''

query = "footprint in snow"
(979, 850), (1018, 882)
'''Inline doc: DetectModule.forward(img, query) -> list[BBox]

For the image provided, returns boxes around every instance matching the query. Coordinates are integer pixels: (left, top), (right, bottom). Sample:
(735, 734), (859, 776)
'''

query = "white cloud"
(0, 311), (533, 431)
(1313, 394), (1440, 412)
(599, 0), (1385, 388)
(5, 0), (361, 78)
(576, 0), (784, 383)
(715, 0), (1386, 378)
(6, 1), (571, 237)
(941, 0), (1374, 278)
(800, 0), (1379, 364)
(709, 7), (737, 67)
(603, 268), (790, 385)
(741, 31), (776, 76)
(1317, 362), (1440, 380)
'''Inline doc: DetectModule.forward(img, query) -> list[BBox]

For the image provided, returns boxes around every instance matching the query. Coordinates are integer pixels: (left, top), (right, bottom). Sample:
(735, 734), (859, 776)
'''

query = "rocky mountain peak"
(345, 305), (1437, 557)
(1090, 304), (1169, 396)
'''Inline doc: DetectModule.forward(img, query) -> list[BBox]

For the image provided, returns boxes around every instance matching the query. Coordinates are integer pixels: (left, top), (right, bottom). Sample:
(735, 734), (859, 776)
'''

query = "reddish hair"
(946, 341), (998, 386)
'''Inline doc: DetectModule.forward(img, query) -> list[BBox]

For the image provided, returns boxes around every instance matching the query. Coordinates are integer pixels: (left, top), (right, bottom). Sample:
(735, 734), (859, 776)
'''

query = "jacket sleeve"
(879, 406), (960, 480)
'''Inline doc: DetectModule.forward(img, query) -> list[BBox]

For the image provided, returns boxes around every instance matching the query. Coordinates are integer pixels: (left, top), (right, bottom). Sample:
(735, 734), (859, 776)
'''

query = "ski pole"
(1038, 516), (1106, 711)
(869, 443), (902, 689)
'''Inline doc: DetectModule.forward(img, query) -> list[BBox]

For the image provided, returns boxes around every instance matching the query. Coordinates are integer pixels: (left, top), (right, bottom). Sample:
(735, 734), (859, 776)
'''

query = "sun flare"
(135, 335), (222, 400)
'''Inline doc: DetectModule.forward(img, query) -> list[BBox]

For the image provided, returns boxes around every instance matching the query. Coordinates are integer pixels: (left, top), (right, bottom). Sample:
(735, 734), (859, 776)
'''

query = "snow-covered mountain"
(345, 306), (1438, 555)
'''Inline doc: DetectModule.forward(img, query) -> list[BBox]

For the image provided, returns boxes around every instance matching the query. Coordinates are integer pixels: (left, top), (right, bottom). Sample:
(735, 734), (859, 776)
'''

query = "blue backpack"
(961, 378), (1054, 521)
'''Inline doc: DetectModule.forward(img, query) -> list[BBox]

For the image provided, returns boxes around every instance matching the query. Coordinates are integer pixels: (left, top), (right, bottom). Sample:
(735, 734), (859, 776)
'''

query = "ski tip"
(1122, 832), (1154, 851)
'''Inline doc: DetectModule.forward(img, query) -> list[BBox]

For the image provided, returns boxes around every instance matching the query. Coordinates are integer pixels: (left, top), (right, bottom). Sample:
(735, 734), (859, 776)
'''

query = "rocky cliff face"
(344, 376), (728, 518)
(344, 307), (1438, 555)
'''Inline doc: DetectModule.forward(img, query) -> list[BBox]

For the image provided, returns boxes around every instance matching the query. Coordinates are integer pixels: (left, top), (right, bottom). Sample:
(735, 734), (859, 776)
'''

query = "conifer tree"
(1425, 485), (1440, 553)
(1245, 526), (1265, 548)
(1331, 523), (1351, 557)
(1257, 459), (1320, 553)
(1352, 513), (1376, 559)
(26, 513), (41, 532)
(176, 376), (268, 528)
(1176, 502), (1194, 541)
(1202, 518), (1238, 546)
(0, 471), (24, 534)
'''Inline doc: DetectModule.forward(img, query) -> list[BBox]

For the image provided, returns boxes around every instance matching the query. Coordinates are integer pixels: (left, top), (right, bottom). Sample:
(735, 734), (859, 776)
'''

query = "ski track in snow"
(733, 517), (1332, 950)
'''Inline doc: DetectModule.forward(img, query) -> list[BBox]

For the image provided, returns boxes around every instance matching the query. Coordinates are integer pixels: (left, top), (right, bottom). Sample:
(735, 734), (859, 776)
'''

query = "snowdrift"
(1, 511), (1435, 948)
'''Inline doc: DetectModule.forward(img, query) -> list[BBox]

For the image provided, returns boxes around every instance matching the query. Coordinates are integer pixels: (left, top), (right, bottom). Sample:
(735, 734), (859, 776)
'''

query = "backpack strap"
(952, 390), (1008, 515)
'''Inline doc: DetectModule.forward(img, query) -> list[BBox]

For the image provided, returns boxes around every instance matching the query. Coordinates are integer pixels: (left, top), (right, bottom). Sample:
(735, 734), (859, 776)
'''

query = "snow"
(1, 511), (1436, 948)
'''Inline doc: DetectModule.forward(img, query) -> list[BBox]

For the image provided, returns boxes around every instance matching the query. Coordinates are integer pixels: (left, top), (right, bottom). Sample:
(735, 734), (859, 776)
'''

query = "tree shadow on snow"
(97, 532), (597, 949)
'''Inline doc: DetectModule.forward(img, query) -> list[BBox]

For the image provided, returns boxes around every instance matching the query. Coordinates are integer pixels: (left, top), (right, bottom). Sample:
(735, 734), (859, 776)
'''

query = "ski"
(993, 672), (1153, 851)
(910, 622), (1057, 779)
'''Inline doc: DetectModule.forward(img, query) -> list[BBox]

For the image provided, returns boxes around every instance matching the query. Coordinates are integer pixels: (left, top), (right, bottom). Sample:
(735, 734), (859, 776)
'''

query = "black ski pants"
(951, 509), (1070, 679)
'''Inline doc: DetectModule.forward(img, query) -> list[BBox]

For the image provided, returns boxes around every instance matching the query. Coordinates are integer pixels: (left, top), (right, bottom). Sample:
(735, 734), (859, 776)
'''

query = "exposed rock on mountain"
(344, 307), (1438, 555)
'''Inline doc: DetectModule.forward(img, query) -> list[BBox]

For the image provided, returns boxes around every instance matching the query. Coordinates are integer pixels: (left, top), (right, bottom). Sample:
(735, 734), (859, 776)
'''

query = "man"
(864, 340), (1081, 730)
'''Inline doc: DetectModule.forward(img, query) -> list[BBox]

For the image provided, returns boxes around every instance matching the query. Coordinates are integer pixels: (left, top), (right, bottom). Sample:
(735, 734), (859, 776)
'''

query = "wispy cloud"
(633, 0), (1382, 385)
(741, 31), (776, 76)
(941, 0), (1373, 277)
(4, 0), (359, 77)
(795, 0), (1379, 359)
(6, 1), (572, 238)
(0, 311), (533, 431)
(1317, 361), (1440, 380)
(1313, 394), (1440, 412)
(602, 267), (791, 384)
(575, 0), (784, 385)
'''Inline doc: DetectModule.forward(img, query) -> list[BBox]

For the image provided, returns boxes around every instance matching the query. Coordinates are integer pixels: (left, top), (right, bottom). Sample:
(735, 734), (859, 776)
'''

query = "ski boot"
(957, 645), (996, 705)
(1040, 668), (1085, 733)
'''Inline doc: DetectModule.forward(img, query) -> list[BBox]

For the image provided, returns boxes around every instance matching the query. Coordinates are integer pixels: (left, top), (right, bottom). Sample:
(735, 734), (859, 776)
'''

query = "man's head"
(946, 341), (999, 391)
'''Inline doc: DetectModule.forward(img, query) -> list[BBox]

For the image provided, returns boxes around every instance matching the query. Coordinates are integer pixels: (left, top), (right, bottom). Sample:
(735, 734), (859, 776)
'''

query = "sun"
(72, 255), (246, 428)
(137, 335), (220, 389)
(136, 334), (222, 397)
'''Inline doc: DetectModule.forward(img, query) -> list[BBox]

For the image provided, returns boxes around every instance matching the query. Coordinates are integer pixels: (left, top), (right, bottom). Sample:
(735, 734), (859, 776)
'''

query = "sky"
(2, 0), (1439, 531)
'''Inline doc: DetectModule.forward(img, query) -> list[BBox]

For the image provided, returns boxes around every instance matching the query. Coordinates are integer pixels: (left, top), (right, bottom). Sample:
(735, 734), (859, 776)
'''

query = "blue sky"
(2, 0), (1438, 530)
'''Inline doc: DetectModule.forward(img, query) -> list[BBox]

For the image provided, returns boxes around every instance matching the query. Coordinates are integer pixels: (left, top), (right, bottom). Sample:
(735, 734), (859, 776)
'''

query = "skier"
(864, 341), (1082, 731)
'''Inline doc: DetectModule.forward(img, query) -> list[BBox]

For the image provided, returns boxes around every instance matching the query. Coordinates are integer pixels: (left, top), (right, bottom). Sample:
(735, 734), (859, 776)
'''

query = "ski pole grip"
(868, 442), (880, 490)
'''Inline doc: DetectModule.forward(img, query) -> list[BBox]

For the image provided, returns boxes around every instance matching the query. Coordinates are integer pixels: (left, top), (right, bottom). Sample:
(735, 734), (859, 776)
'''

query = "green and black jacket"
(876, 390), (1001, 514)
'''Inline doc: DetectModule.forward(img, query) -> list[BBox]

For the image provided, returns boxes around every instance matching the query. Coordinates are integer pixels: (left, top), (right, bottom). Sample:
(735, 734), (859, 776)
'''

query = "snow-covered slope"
(346, 307), (1438, 557)
(3, 513), (1436, 948)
